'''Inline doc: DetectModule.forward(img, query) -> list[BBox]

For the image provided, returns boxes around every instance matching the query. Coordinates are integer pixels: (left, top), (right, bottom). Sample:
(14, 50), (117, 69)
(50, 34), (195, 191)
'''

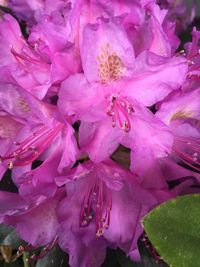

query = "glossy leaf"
(0, 225), (13, 243)
(142, 194), (200, 267)
(1, 229), (26, 250)
(35, 245), (69, 267)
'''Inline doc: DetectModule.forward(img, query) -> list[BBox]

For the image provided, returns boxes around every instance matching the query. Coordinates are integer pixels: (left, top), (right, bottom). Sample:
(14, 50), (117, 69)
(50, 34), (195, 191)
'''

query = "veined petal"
(58, 123), (79, 173)
(156, 89), (200, 125)
(122, 107), (173, 188)
(18, 150), (61, 200)
(58, 73), (105, 122)
(79, 119), (123, 162)
(58, 193), (107, 267)
(123, 51), (188, 106)
(149, 16), (171, 57)
(2, 190), (64, 247)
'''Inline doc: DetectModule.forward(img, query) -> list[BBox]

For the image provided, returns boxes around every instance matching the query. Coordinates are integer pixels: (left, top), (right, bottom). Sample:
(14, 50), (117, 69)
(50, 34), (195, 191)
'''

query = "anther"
(8, 160), (14, 169)
(96, 228), (103, 237)
(106, 95), (134, 133)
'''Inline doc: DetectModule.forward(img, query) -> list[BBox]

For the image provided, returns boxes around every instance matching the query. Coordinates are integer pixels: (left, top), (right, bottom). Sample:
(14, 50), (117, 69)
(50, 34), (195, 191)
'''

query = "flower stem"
(23, 252), (30, 267)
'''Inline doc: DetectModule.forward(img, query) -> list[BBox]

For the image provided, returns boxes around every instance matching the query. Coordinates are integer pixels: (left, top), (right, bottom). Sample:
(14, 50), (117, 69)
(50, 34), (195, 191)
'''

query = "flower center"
(172, 135), (200, 172)
(80, 178), (112, 237)
(0, 123), (63, 168)
(106, 94), (134, 133)
(97, 43), (124, 83)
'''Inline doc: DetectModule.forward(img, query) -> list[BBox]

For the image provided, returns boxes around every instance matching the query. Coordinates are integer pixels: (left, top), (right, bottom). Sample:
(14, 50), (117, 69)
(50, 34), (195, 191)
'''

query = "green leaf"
(142, 194), (200, 267)
(1, 230), (26, 250)
(0, 225), (13, 243)
(2, 261), (24, 267)
(35, 245), (69, 267)
(0, 225), (26, 266)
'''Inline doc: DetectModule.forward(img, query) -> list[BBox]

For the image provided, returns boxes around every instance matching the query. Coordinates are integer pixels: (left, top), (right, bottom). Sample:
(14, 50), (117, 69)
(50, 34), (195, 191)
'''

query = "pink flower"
(0, 13), (81, 99)
(156, 88), (200, 175)
(0, 188), (65, 247)
(6, 0), (69, 26)
(7, 0), (44, 25)
(182, 27), (200, 91)
(0, 1), (197, 266)
(158, 0), (195, 33)
(58, 17), (185, 180)
(55, 159), (169, 266)
(28, 5), (82, 84)
(0, 14), (51, 99)
(0, 84), (78, 178)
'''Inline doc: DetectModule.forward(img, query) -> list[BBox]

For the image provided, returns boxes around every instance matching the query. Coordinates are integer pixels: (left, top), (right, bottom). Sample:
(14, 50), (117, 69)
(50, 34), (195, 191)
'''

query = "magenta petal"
(3, 190), (64, 247)
(79, 120), (122, 162)
(57, 178), (107, 267)
(0, 191), (29, 216)
(58, 123), (78, 172)
(123, 52), (188, 106)
(58, 73), (105, 122)
(122, 107), (173, 188)
(58, 225), (107, 267)
(18, 152), (60, 200)
(149, 16), (171, 57)
(156, 88), (200, 125)
(103, 183), (154, 248)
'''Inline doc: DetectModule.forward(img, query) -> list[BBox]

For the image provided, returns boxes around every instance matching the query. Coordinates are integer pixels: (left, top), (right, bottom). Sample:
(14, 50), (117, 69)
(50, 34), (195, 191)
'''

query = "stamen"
(187, 73), (200, 80)
(187, 59), (195, 66)
(172, 135), (200, 172)
(80, 182), (95, 227)
(7, 160), (14, 169)
(0, 123), (63, 168)
(106, 94), (134, 133)
(177, 50), (186, 56)
(176, 44), (200, 81)
(80, 178), (112, 236)
(10, 47), (49, 71)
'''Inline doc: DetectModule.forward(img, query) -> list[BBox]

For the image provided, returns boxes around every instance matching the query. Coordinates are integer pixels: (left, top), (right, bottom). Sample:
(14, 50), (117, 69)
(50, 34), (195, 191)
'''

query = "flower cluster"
(0, 0), (199, 266)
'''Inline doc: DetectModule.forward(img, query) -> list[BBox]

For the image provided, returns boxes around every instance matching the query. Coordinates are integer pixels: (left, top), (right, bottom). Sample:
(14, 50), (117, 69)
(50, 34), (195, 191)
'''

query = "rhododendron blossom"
(0, 0), (199, 267)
